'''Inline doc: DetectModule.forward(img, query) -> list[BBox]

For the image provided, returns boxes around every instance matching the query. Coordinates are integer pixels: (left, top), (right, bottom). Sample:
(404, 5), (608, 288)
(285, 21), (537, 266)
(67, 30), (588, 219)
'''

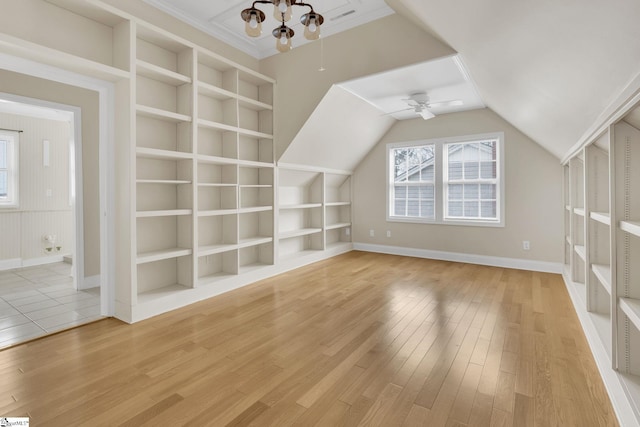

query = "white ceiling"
(388, 0), (640, 158)
(279, 85), (395, 171)
(141, 0), (640, 160)
(142, 0), (394, 59)
(338, 55), (485, 121)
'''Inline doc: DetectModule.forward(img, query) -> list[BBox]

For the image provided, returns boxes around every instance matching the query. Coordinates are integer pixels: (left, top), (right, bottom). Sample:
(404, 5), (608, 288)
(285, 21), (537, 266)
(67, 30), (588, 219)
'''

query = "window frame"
(388, 143), (436, 220)
(0, 130), (19, 208)
(386, 132), (505, 227)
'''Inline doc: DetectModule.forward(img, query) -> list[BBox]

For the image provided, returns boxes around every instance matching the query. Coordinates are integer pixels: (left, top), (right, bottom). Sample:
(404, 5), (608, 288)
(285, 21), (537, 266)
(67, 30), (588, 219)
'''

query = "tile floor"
(0, 262), (102, 349)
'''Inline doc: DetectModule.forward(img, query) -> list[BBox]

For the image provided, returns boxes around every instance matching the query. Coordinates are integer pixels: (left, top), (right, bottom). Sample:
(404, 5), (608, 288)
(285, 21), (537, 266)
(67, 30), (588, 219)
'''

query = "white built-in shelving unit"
(277, 167), (352, 263)
(34, 0), (353, 324)
(564, 105), (640, 425)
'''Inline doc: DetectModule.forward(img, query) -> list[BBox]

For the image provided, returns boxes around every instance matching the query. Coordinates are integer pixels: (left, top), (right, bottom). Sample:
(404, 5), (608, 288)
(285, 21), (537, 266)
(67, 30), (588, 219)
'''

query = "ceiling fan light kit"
(241, 0), (324, 52)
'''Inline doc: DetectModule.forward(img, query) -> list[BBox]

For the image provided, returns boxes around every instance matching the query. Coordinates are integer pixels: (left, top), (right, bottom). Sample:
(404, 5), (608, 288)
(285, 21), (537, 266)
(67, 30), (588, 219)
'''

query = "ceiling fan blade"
(429, 99), (464, 108)
(381, 107), (413, 116)
(418, 109), (435, 120)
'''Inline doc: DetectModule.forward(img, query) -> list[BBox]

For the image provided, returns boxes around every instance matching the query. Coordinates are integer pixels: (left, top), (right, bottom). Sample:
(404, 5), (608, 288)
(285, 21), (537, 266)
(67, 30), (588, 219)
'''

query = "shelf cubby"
(136, 115), (191, 154)
(197, 52), (238, 94)
(237, 69), (274, 107)
(136, 24), (192, 81)
(239, 211), (273, 246)
(198, 214), (237, 256)
(238, 135), (273, 164)
(197, 185), (236, 214)
(137, 255), (193, 300)
(278, 232), (324, 260)
(198, 91), (237, 128)
(239, 242), (273, 273)
(197, 124), (238, 160)
(198, 249), (238, 285)
(197, 162), (237, 187)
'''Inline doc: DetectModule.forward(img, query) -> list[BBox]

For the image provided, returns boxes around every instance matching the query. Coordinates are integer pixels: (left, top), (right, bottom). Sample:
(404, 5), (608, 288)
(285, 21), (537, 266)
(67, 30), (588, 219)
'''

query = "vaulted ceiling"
(143, 0), (640, 160)
(387, 0), (640, 158)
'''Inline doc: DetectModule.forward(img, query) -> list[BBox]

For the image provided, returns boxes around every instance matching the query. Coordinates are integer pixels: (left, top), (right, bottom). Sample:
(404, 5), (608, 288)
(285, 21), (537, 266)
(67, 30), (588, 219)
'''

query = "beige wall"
(353, 108), (563, 263)
(0, 70), (101, 276)
(0, 113), (73, 263)
(259, 14), (455, 159)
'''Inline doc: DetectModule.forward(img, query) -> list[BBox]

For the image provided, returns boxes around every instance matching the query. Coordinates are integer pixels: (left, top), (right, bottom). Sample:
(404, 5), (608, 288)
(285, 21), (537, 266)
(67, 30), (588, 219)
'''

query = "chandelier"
(241, 0), (324, 53)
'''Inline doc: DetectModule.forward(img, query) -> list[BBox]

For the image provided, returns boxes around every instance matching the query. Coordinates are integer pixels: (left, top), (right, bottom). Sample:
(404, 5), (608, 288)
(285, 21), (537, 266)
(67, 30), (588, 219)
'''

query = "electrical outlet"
(369, 229), (375, 237)
(523, 240), (530, 251)
(386, 230), (391, 238)
(46, 189), (52, 197)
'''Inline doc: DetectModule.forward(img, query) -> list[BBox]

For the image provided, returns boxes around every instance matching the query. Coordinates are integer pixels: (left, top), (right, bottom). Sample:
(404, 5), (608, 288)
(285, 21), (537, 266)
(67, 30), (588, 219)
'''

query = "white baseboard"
(79, 274), (100, 290)
(0, 255), (66, 271)
(561, 269), (639, 427)
(0, 258), (22, 271)
(353, 243), (563, 274)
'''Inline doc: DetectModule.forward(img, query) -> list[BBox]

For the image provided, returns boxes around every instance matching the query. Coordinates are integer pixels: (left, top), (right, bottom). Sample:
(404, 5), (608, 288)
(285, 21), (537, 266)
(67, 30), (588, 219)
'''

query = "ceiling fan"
(385, 92), (464, 120)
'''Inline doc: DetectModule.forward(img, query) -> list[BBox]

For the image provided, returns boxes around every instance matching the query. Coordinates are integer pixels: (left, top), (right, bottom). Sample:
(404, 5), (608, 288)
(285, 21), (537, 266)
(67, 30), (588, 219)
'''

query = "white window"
(0, 130), (19, 208)
(387, 133), (504, 226)
(389, 144), (435, 219)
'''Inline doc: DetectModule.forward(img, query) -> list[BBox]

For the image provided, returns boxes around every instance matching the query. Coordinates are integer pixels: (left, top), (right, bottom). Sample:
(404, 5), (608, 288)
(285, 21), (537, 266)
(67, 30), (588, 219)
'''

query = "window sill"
(387, 216), (504, 228)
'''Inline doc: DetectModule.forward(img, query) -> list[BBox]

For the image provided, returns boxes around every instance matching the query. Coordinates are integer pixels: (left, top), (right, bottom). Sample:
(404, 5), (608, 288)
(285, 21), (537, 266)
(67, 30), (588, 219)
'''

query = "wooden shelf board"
(279, 203), (322, 210)
(236, 159), (274, 168)
(591, 264), (612, 295)
(197, 118), (237, 133)
(198, 183), (237, 187)
(136, 209), (192, 218)
(137, 283), (191, 304)
(238, 206), (273, 214)
(198, 209), (238, 217)
(198, 244), (238, 257)
(574, 244), (587, 261)
(196, 154), (238, 166)
(137, 179), (191, 185)
(238, 237), (273, 249)
(326, 241), (352, 251)
(573, 207), (586, 217)
(279, 228), (322, 240)
(326, 201), (351, 207)
(197, 81), (236, 101)
(239, 262), (272, 274)
(620, 298), (640, 332)
(198, 272), (237, 287)
(136, 147), (192, 160)
(326, 222), (351, 230)
(238, 96), (272, 112)
(620, 220), (640, 237)
(590, 211), (611, 226)
(136, 248), (192, 265)
(137, 105), (191, 123)
(237, 128), (273, 140)
(136, 59), (191, 85)
(279, 249), (323, 262)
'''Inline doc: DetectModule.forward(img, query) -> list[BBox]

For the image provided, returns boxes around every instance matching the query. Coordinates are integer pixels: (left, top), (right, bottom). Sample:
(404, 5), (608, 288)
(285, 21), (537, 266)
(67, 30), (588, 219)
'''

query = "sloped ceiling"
(386, 0), (640, 159)
(279, 85), (396, 171)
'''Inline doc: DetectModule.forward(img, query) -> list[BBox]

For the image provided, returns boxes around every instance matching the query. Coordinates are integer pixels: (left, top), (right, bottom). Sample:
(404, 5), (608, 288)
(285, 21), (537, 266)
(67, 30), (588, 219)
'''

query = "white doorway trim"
(0, 93), (82, 289)
(0, 52), (115, 317)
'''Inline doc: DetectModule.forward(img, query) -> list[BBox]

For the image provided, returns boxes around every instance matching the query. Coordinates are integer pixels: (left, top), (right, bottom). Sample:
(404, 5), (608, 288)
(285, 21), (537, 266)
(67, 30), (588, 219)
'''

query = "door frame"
(0, 52), (115, 316)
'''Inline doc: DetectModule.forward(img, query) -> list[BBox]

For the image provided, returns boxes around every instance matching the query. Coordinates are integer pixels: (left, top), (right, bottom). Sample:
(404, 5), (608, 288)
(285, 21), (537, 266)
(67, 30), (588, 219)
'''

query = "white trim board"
(353, 243), (563, 274)
(0, 256), (66, 271)
(562, 268), (640, 427)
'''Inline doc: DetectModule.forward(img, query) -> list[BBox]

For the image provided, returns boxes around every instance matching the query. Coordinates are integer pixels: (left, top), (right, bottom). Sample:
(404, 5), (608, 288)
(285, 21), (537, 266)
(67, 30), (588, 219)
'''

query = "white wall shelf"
(137, 248), (192, 265)
(575, 244), (587, 261)
(620, 221), (640, 237)
(592, 264), (612, 295)
(591, 211), (611, 226)
(620, 298), (640, 331)
(136, 59), (191, 86)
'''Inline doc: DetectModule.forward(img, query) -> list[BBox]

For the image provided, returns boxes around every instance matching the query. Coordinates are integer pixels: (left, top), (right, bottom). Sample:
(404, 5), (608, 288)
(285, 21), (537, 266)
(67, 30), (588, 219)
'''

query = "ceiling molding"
(142, 0), (394, 59)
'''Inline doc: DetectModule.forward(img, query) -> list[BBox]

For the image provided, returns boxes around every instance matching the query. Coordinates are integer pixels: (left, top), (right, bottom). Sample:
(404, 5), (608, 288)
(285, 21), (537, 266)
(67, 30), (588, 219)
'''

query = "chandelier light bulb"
(243, 1), (322, 51)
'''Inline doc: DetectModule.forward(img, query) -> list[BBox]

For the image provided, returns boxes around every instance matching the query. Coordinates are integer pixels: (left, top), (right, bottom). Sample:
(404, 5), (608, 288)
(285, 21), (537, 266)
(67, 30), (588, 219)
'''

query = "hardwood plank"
(0, 252), (617, 426)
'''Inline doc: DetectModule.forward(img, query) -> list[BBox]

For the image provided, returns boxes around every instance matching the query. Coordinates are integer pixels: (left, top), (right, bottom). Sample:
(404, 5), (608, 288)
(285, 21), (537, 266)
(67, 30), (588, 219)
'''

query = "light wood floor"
(0, 252), (617, 426)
